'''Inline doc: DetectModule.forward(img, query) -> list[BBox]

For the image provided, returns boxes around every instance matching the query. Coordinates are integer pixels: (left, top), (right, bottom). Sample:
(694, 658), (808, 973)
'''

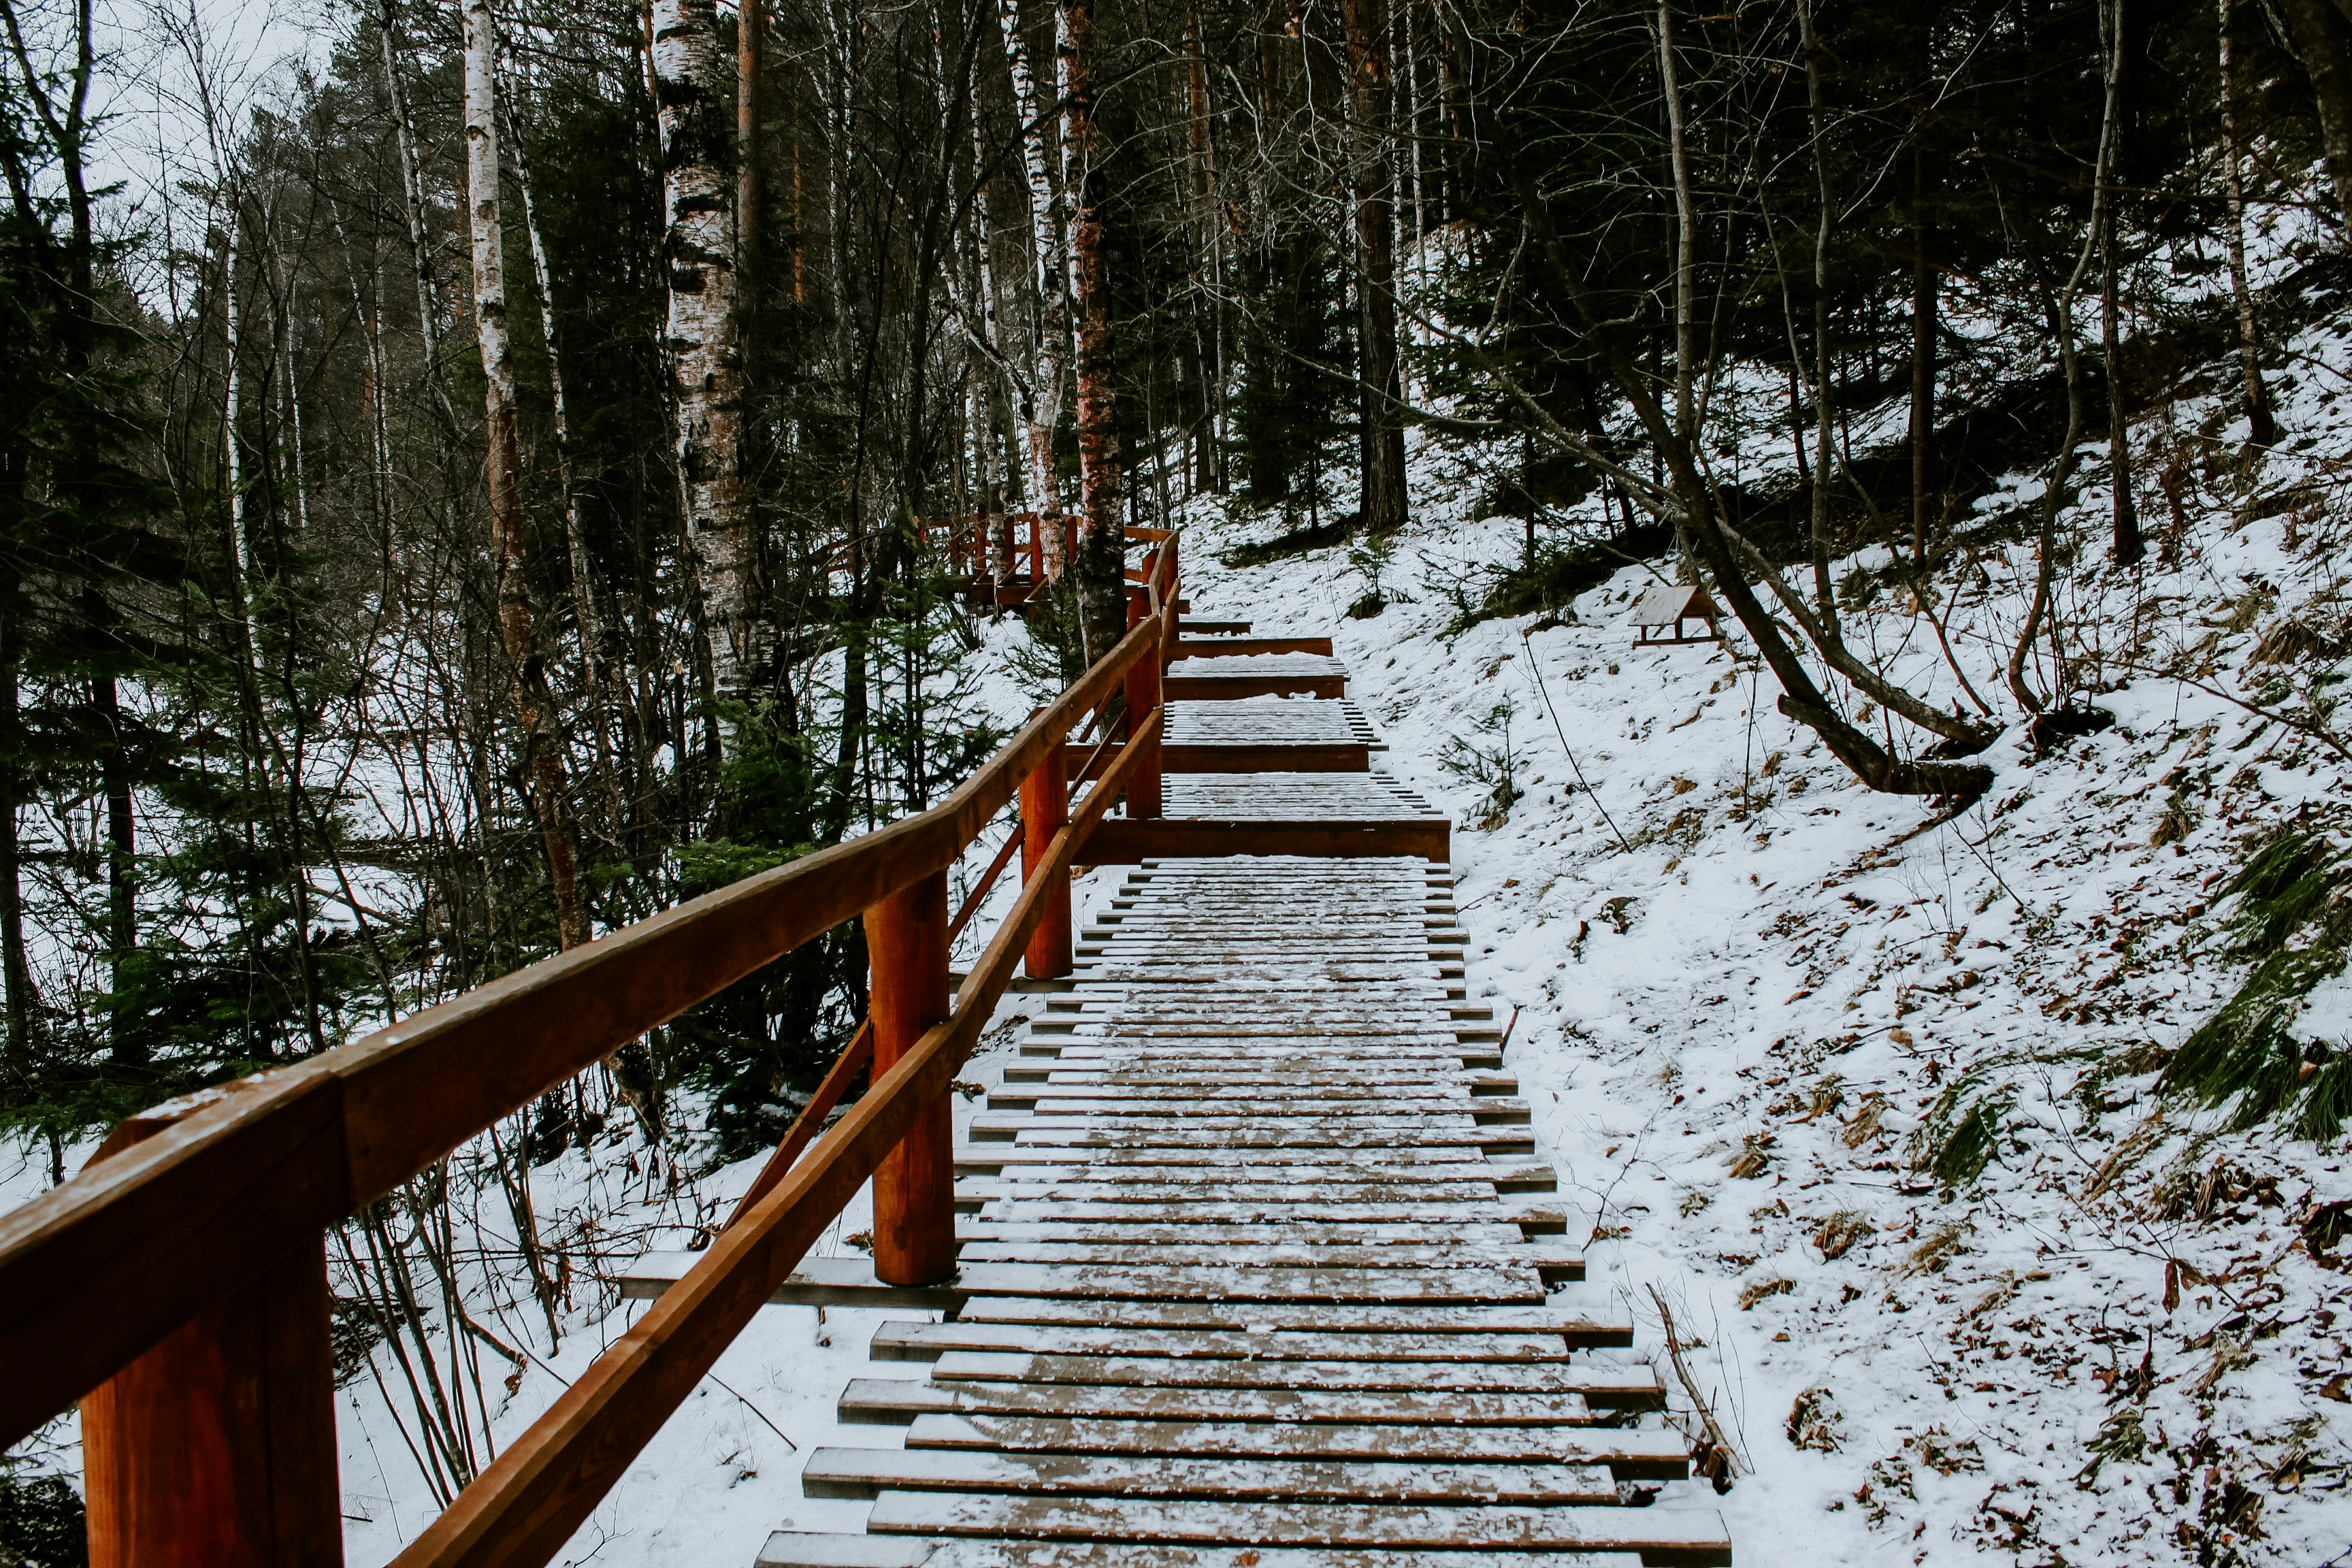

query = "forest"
(7, 0), (2352, 1551)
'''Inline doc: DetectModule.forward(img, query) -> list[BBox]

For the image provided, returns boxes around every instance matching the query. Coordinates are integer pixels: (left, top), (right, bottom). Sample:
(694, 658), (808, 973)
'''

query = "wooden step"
(759, 1533), (1648, 1568)
(959, 1220), (1537, 1247)
(1162, 653), (1348, 700)
(946, 1243), (1580, 1284)
(867, 1322), (1591, 1363)
(839, 1378), (1616, 1426)
(952, 1298), (1610, 1338)
(945, 1261), (1548, 1304)
(922, 1352), (1644, 1397)
(802, 1446), (1619, 1504)
(862, 1490), (1734, 1566)
(1170, 636), (1335, 657)
(902, 1411), (1686, 1474)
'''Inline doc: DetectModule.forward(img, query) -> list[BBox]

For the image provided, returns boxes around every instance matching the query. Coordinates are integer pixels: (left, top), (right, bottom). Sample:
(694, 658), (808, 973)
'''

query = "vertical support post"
(1028, 514), (1043, 581)
(80, 1120), (342, 1568)
(1124, 585), (1163, 819)
(1020, 742), (1072, 978)
(864, 869), (955, 1285)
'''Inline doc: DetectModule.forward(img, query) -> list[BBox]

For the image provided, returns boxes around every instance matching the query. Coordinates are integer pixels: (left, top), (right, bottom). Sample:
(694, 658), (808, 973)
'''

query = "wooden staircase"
(766, 613), (1733, 1568)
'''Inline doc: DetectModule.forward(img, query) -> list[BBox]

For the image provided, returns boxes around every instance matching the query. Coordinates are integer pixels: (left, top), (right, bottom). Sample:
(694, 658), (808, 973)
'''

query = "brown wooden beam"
(1064, 742), (1369, 776)
(864, 872), (953, 1286)
(1162, 674), (1345, 700)
(1171, 636), (1334, 657)
(1077, 818), (1450, 862)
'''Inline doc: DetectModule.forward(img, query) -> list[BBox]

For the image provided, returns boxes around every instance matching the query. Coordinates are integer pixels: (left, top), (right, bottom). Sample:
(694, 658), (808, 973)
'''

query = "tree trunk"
(95, 673), (137, 1063)
(378, 0), (460, 436)
(1343, 0), (1407, 536)
(1908, 143), (1935, 574)
(738, 0), (764, 315)
(0, 581), (27, 1067)
(999, 0), (1071, 518)
(507, 88), (627, 836)
(1058, 0), (1126, 658)
(464, 0), (589, 950)
(655, 0), (762, 690)
(2099, 0), (2142, 565)
(2279, 0), (2352, 229)
(2219, 0), (2278, 446)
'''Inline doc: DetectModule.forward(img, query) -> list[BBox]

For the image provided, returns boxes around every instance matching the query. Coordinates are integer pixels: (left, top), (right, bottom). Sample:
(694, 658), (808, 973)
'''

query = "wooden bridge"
(0, 534), (1730, 1568)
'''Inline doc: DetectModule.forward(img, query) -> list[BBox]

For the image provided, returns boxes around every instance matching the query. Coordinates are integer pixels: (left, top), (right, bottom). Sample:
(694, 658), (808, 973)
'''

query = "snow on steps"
(754, 622), (1727, 1568)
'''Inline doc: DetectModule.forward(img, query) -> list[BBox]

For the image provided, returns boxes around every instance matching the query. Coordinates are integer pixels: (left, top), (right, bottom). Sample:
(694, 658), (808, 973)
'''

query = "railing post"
(1020, 739), (1072, 979)
(864, 869), (955, 1286)
(79, 1120), (342, 1568)
(1124, 585), (1163, 819)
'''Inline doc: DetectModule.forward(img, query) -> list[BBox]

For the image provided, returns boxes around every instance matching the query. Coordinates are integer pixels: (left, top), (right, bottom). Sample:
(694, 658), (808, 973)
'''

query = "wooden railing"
(0, 541), (1181, 1568)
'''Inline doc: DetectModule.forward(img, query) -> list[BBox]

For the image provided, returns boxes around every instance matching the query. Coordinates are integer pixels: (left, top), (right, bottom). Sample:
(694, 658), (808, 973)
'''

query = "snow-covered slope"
(1171, 408), (2352, 1562)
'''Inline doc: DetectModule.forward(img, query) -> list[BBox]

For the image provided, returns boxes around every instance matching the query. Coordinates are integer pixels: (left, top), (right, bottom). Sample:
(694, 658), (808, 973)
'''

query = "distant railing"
(0, 536), (1180, 1568)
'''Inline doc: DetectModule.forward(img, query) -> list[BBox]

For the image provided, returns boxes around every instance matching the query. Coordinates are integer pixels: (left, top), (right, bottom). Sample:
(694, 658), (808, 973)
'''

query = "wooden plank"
(1162, 674), (1345, 700)
(947, 1243), (1580, 1281)
(959, 1222), (1533, 1247)
(902, 1413), (1687, 1475)
(839, 1379), (1596, 1426)
(962, 1181), (1504, 1205)
(868, 1322), (1580, 1364)
(862, 1492), (1733, 1567)
(924, 1354), (1650, 1399)
(1079, 821), (1451, 863)
(1169, 637), (1335, 657)
(952, 1299), (1603, 1337)
(1068, 742), (1371, 777)
(802, 1447), (1619, 1505)
(945, 1261), (1545, 1303)
(760, 1535), (1645, 1568)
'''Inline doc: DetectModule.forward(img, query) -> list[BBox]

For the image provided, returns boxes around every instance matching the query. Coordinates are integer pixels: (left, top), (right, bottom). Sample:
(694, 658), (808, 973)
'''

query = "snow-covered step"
(758, 1534), (1649, 1568)
(1162, 652), (1350, 698)
(858, 1494), (1730, 1564)
(800, 1447), (1620, 1504)
(917, 1351), (1629, 1394)
(865, 1322), (1588, 1363)
(836, 1377), (1642, 1426)
(900, 1412), (1683, 1472)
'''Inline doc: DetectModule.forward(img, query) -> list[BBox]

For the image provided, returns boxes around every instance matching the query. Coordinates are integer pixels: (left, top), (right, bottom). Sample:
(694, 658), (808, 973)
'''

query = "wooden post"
(862, 870), (955, 1285)
(1124, 585), (1163, 819)
(1028, 513), (1043, 581)
(1020, 742), (1072, 978)
(80, 1117), (342, 1568)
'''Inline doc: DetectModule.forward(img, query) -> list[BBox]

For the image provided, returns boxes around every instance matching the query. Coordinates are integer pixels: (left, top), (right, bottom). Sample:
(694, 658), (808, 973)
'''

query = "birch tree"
(655, 0), (762, 692)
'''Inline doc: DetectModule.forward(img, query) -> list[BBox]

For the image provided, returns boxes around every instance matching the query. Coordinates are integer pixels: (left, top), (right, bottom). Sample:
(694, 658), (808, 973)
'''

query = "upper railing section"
(0, 533), (1179, 1568)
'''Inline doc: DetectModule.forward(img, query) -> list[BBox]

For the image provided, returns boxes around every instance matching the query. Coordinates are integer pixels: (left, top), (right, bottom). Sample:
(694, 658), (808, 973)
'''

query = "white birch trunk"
(999, 0), (1070, 523)
(654, 0), (760, 689)
(465, 0), (589, 949)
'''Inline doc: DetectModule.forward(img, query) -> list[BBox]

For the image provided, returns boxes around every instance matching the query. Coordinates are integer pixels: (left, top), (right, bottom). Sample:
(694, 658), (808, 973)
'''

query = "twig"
(706, 1373), (799, 1451)
(1522, 630), (1635, 854)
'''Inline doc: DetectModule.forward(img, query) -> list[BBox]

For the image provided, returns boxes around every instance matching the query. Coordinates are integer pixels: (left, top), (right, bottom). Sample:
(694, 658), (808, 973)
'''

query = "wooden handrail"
(392, 703), (1164, 1568)
(0, 602), (1171, 1452)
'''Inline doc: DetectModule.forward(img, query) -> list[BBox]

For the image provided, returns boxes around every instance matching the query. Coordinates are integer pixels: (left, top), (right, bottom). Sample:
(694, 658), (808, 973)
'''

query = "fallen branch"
(1648, 1284), (1741, 1493)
